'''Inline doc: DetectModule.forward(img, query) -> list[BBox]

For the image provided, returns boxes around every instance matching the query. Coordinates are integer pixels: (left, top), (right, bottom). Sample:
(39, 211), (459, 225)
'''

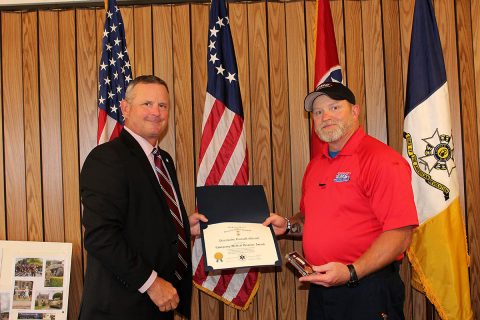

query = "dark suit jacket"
(79, 130), (192, 320)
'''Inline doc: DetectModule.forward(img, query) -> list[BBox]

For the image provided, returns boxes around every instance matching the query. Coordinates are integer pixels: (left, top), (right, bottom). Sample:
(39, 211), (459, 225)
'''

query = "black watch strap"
(346, 264), (359, 287)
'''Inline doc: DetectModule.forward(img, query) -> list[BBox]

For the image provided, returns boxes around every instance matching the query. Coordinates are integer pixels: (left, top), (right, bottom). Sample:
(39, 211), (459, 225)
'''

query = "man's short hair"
(125, 75), (169, 102)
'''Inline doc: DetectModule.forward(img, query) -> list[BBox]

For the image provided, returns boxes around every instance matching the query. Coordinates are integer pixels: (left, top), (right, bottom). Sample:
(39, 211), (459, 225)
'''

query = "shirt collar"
(123, 126), (158, 156)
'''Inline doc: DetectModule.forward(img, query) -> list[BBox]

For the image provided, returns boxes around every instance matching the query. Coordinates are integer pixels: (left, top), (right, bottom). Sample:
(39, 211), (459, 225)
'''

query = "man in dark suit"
(79, 75), (206, 319)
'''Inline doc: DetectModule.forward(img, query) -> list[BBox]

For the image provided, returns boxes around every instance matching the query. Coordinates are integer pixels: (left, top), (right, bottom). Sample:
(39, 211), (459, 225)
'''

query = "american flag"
(97, 0), (132, 144)
(310, 0), (343, 158)
(192, 0), (258, 310)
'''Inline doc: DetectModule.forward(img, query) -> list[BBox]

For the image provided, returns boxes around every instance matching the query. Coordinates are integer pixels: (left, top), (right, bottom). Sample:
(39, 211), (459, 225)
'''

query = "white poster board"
(0, 241), (72, 320)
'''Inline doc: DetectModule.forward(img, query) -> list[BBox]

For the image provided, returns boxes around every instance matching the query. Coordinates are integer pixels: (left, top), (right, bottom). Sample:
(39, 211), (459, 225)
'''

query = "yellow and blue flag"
(403, 0), (473, 319)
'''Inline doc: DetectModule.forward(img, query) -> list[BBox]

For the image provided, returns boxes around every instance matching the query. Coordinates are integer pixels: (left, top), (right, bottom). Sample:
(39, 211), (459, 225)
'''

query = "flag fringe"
(407, 205), (472, 320)
(193, 273), (261, 311)
(407, 248), (448, 319)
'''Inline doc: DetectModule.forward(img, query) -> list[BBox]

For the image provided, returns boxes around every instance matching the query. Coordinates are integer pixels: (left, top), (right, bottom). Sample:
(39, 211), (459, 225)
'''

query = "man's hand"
(299, 262), (350, 287)
(146, 277), (180, 312)
(262, 213), (287, 236)
(188, 213), (208, 238)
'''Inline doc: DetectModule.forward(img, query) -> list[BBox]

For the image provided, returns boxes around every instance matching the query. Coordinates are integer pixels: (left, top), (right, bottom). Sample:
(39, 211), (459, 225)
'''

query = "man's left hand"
(299, 262), (350, 287)
(188, 213), (208, 238)
(262, 213), (288, 236)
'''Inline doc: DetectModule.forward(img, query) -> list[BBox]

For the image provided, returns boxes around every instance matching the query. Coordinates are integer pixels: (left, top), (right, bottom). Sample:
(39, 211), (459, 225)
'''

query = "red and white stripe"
(97, 108), (123, 144)
(192, 92), (257, 309)
(197, 94), (248, 186)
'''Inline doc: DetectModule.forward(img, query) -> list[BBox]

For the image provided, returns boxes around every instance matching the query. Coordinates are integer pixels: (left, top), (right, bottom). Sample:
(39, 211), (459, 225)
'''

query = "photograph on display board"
(12, 281), (33, 309)
(34, 290), (63, 310)
(0, 292), (10, 319)
(14, 259), (43, 278)
(17, 313), (42, 319)
(17, 313), (43, 319)
(17, 312), (57, 319)
(44, 261), (64, 288)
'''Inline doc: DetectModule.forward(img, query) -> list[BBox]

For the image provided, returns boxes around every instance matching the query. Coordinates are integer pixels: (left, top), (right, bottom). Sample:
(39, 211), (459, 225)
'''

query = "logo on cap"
(317, 82), (334, 90)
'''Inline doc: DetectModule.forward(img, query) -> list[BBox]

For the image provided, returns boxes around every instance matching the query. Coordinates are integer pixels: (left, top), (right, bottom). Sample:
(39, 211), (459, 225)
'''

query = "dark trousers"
(307, 262), (404, 320)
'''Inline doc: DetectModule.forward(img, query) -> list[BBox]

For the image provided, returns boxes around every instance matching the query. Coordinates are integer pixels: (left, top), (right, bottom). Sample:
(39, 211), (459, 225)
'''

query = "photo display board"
(0, 241), (72, 320)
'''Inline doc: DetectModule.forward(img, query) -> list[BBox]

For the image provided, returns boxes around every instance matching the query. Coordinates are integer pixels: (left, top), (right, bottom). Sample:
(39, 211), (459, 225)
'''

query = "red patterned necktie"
(152, 148), (188, 280)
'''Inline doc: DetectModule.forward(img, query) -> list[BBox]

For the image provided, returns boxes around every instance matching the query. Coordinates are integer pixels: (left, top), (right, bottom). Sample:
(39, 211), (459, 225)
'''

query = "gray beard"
(315, 119), (353, 143)
(317, 125), (343, 142)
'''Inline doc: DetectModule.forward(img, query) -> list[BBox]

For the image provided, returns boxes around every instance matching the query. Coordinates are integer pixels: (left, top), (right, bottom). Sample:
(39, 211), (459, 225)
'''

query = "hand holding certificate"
(196, 186), (281, 271)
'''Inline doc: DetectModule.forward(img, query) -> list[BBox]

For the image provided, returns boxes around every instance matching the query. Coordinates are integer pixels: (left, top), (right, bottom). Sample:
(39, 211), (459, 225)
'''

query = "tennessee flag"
(403, 0), (473, 319)
(310, 0), (343, 158)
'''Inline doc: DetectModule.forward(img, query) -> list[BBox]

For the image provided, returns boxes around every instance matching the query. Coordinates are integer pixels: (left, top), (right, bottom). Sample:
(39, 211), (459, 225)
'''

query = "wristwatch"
(346, 264), (359, 287)
(284, 217), (291, 235)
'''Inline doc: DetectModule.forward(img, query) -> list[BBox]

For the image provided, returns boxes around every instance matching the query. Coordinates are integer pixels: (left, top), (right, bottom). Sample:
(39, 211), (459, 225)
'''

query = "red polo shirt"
(300, 128), (418, 265)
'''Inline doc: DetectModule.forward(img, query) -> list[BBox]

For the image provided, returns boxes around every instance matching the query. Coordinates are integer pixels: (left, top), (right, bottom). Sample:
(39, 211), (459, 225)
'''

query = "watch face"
(291, 223), (300, 233)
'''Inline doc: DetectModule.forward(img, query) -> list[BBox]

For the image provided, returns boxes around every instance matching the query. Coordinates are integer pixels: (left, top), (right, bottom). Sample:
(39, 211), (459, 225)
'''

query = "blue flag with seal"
(402, 0), (472, 319)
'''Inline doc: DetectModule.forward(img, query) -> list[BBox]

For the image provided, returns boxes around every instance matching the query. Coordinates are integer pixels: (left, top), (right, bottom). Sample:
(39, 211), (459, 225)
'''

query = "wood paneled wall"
(0, 0), (479, 319)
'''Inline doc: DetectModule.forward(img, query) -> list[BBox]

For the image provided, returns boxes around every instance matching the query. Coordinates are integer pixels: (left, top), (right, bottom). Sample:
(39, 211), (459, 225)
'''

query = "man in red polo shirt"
(264, 82), (418, 320)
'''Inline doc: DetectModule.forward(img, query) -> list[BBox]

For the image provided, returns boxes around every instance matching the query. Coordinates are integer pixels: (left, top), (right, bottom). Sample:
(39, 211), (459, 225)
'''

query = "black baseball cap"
(304, 82), (356, 112)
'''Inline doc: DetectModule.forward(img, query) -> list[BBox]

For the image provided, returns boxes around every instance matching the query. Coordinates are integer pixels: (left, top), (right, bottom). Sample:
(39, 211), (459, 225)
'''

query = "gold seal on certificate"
(196, 185), (281, 271)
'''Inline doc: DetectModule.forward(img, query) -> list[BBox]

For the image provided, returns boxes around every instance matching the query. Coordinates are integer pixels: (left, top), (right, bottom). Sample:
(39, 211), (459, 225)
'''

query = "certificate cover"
(196, 185), (282, 271)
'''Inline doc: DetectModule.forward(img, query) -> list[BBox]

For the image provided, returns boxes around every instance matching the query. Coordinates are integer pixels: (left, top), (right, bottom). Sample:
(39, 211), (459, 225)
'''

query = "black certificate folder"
(196, 185), (282, 271)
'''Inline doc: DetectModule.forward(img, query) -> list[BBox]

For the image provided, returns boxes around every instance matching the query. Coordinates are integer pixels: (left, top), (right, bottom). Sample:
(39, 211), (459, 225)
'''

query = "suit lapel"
(119, 130), (188, 237)
(119, 130), (167, 204)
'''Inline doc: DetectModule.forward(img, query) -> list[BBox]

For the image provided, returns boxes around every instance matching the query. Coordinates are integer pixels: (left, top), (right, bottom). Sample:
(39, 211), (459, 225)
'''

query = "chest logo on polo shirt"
(333, 172), (351, 182)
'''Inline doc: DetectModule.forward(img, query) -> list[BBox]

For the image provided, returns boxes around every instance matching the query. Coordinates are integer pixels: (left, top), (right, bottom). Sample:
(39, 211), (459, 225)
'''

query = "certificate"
(203, 222), (279, 270)
(196, 185), (282, 271)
